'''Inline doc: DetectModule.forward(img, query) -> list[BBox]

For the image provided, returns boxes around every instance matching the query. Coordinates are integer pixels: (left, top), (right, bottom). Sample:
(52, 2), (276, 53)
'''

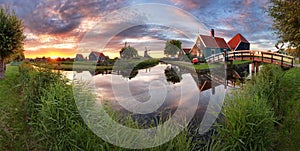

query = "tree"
(164, 40), (182, 57)
(120, 46), (138, 59)
(268, 0), (300, 54)
(0, 6), (26, 79)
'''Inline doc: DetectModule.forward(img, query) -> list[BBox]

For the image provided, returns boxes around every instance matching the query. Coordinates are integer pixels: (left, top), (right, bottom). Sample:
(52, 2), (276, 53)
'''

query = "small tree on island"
(120, 45), (138, 60)
(164, 40), (182, 58)
(0, 6), (26, 79)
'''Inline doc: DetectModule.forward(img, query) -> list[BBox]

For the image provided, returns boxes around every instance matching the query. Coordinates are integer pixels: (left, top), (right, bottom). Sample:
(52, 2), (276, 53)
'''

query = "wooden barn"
(89, 51), (109, 62)
(196, 29), (231, 58)
(228, 33), (250, 51)
(75, 54), (84, 61)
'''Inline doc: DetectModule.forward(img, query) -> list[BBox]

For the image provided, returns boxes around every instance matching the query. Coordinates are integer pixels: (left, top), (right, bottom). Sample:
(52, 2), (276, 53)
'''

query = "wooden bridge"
(205, 50), (295, 68)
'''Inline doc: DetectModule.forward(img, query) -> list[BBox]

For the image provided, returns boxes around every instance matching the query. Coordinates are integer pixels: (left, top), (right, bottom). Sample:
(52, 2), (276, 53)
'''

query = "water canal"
(66, 62), (250, 128)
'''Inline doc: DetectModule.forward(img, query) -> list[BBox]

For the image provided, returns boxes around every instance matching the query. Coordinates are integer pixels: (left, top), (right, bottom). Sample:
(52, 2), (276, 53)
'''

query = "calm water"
(68, 63), (228, 125)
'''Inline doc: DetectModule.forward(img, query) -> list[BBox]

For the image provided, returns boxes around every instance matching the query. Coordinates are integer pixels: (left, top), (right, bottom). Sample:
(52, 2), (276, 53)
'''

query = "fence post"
(281, 55), (283, 66)
(241, 51), (243, 60)
(271, 54), (273, 63)
(233, 51), (235, 60)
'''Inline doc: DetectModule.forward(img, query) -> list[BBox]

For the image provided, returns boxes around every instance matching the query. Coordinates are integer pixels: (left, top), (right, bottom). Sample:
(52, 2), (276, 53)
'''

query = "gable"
(228, 33), (249, 51)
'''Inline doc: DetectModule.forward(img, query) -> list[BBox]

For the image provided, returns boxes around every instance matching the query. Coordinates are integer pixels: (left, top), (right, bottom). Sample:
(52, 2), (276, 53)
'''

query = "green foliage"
(113, 58), (160, 79)
(164, 40), (182, 57)
(268, 0), (300, 52)
(0, 6), (26, 60)
(0, 6), (25, 79)
(120, 46), (138, 59)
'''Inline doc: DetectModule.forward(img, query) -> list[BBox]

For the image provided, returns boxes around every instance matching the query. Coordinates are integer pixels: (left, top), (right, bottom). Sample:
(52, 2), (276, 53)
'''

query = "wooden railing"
(205, 53), (225, 63)
(205, 50), (294, 67)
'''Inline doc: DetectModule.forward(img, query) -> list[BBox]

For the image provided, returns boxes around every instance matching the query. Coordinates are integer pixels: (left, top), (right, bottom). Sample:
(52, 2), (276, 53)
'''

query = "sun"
(49, 56), (59, 59)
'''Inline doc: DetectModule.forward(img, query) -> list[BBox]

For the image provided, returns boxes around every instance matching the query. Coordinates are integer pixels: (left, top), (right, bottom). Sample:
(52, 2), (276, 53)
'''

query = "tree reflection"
(120, 69), (138, 79)
(164, 66), (182, 84)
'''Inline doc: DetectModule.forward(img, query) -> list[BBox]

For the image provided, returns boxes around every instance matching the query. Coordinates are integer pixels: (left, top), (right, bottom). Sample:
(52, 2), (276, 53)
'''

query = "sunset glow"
(2, 0), (276, 59)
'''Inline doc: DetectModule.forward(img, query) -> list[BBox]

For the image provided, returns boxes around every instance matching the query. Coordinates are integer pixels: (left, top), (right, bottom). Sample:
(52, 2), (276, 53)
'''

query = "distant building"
(75, 54), (84, 61)
(196, 29), (231, 58)
(182, 48), (192, 54)
(228, 33), (250, 51)
(190, 44), (201, 57)
(89, 51), (109, 62)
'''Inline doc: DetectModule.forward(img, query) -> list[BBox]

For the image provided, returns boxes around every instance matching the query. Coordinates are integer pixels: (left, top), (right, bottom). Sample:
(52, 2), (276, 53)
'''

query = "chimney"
(210, 29), (214, 37)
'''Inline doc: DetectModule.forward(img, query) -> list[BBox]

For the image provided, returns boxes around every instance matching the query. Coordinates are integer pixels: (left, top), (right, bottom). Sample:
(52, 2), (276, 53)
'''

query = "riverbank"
(0, 66), (31, 150)
(0, 63), (299, 150)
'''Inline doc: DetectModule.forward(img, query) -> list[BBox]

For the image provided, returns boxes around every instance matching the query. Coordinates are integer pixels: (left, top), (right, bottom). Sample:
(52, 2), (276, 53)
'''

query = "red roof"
(215, 37), (230, 49)
(182, 48), (191, 54)
(228, 33), (249, 50)
(199, 35), (230, 49)
(91, 51), (106, 57)
(199, 35), (219, 48)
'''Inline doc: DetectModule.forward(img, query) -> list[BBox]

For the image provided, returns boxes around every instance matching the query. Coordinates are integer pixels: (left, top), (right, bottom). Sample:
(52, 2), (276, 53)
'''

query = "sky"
(0, 0), (276, 59)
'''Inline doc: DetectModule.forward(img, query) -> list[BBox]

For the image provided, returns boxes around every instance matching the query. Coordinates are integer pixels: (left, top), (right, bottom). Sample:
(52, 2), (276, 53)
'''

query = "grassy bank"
(0, 66), (32, 150)
(34, 58), (160, 73)
(1, 62), (299, 150)
(0, 62), (198, 150)
(165, 60), (250, 72)
(208, 65), (300, 150)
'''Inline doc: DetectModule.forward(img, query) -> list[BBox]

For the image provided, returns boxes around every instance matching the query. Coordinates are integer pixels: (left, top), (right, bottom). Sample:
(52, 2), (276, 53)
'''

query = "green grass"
(166, 60), (250, 72)
(210, 94), (275, 151)
(273, 67), (300, 150)
(15, 61), (198, 150)
(1, 62), (299, 150)
(0, 66), (33, 150)
(208, 65), (300, 151)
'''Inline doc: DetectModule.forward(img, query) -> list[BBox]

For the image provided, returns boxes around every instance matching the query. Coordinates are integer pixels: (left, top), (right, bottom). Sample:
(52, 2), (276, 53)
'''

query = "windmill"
(275, 42), (286, 54)
(144, 47), (151, 58)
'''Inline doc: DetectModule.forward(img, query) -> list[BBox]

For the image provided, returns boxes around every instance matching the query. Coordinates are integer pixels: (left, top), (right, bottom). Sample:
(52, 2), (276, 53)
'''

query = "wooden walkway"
(205, 50), (295, 68)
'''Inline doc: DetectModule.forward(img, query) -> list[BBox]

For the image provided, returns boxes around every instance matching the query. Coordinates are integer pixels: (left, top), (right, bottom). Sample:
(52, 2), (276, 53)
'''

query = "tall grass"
(209, 94), (275, 151)
(18, 61), (199, 150)
(244, 65), (286, 118)
(206, 65), (300, 151)
(19, 61), (106, 150)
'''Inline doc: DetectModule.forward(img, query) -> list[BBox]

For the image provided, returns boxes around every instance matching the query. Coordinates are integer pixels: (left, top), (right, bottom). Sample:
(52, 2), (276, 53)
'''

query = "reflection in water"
(70, 63), (248, 128)
(164, 66), (182, 84)
(72, 64), (213, 126)
(120, 69), (138, 79)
